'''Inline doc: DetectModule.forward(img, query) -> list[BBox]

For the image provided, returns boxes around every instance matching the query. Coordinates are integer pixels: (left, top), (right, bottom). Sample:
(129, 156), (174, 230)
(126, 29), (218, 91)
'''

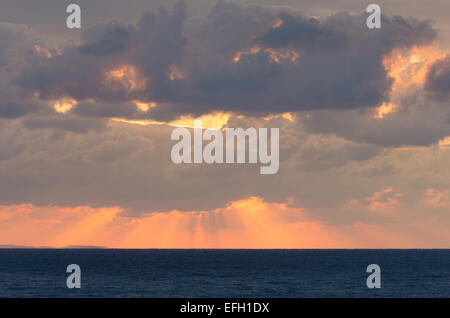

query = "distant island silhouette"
(0, 245), (107, 249)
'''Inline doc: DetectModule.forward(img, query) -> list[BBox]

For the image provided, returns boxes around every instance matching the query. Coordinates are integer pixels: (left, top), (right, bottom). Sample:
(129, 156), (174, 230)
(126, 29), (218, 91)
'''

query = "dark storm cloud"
(0, 93), (40, 118)
(79, 23), (131, 57)
(0, 22), (38, 67)
(11, 1), (437, 121)
(16, 1), (187, 105)
(0, 23), (50, 117)
(253, 12), (345, 49)
(147, 9), (436, 120)
(425, 54), (450, 101)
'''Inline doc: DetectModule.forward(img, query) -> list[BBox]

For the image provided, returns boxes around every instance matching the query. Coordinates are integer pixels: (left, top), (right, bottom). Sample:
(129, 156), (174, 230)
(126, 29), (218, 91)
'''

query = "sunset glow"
(111, 111), (231, 129)
(1, 0), (450, 251)
(0, 194), (448, 249)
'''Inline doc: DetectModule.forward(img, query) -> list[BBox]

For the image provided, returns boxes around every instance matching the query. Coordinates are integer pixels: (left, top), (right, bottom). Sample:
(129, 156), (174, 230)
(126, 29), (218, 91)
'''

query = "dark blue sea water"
(0, 249), (448, 297)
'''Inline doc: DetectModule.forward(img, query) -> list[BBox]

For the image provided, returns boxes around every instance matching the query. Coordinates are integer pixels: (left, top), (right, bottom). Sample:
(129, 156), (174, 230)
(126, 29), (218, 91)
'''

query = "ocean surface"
(0, 249), (448, 297)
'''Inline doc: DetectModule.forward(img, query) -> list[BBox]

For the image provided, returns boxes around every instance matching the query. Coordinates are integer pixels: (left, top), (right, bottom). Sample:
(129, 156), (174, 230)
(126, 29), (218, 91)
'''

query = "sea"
(0, 249), (448, 297)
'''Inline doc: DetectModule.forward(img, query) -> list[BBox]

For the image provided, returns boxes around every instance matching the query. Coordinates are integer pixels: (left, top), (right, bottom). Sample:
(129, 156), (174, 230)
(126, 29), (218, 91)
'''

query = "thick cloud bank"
(7, 1), (437, 121)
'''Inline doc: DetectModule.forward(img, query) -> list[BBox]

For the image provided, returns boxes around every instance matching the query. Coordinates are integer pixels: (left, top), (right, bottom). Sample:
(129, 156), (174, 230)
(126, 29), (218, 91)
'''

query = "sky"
(0, 0), (450, 248)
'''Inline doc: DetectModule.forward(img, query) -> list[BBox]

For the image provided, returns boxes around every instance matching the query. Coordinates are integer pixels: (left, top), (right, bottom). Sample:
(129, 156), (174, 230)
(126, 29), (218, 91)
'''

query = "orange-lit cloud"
(134, 101), (156, 112)
(169, 65), (185, 80)
(438, 136), (450, 149)
(263, 112), (295, 121)
(365, 187), (402, 211)
(374, 44), (446, 119)
(345, 187), (402, 212)
(374, 102), (397, 119)
(233, 46), (299, 64)
(0, 196), (448, 249)
(383, 43), (445, 92)
(272, 19), (283, 29)
(424, 188), (450, 207)
(53, 98), (77, 114)
(33, 45), (52, 59)
(111, 111), (231, 129)
(104, 65), (147, 92)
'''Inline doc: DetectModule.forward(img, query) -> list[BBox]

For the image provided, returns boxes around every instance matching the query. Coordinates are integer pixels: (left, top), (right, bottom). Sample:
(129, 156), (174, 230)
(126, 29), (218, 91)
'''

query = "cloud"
(424, 188), (450, 207)
(1, 1), (450, 249)
(9, 2), (437, 121)
(0, 115), (388, 214)
(0, 22), (50, 118)
(300, 102), (450, 147)
(15, 2), (187, 105)
(0, 113), (444, 223)
(147, 8), (437, 120)
(361, 186), (401, 211)
(425, 54), (450, 101)
(22, 115), (108, 134)
(78, 22), (131, 57)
